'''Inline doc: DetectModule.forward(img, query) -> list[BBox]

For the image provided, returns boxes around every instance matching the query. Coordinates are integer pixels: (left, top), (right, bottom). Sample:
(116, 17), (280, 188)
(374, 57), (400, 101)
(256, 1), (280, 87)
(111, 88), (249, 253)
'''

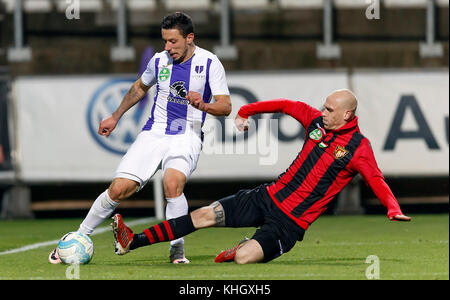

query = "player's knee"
(234, 241), (264, 264)
(163, 169), (186, 198)
(234, 251), (252, 265)
(108, 179), (138, 202)
(163, 178), (183, 198)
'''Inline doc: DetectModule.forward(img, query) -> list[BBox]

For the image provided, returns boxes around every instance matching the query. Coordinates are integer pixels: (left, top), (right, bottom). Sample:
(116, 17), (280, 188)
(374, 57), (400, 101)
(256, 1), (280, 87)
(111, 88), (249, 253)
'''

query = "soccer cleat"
(112, 214), (134, 255)
(48, 248), (62, 264)
(214, 238), (249, 263)
(171, 257), (190, 264)
(169, 244), (190, 264)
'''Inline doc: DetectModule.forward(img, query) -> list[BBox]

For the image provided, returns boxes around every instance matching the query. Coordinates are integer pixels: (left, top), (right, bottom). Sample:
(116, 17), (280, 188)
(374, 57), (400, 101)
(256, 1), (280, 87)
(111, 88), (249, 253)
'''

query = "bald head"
(331, 89), (358, 113)
(322, 89), (358, 130)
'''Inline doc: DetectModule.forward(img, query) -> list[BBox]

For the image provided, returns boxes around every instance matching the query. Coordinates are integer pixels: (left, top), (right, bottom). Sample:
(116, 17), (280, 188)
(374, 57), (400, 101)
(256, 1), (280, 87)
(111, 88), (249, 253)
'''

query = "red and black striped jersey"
(238, 99), (402, 230)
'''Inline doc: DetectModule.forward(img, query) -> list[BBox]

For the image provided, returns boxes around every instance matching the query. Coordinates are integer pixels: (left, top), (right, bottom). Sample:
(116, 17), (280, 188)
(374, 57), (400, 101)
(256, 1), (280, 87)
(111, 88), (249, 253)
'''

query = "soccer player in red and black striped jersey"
(112, 89), (411, 264)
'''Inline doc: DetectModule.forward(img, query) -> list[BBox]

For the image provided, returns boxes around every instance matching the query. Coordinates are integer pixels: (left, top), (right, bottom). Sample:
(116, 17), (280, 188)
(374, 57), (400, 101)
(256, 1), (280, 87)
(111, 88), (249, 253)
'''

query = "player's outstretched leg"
(112, 213), (197, 255)
(112, 203), (223, 261)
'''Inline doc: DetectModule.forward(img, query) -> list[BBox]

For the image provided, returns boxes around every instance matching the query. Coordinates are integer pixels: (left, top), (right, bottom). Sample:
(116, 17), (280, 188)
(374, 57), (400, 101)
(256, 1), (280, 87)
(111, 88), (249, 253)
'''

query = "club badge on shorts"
(334, 145), (349, 159)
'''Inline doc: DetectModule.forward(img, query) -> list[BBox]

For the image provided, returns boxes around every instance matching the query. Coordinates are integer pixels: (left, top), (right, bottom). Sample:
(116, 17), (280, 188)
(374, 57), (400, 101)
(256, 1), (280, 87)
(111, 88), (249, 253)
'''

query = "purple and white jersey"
(140, 46), (229, 136)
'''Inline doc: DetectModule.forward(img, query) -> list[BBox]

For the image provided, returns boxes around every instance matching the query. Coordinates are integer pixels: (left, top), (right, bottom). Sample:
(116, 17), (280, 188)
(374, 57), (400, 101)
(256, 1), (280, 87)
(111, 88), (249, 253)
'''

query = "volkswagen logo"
(87, 79), (152, 155)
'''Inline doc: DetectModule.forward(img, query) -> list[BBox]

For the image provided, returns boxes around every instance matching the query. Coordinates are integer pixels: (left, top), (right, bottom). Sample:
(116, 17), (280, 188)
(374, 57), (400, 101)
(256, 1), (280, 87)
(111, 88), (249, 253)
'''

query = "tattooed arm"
(98, 78), (150, 138)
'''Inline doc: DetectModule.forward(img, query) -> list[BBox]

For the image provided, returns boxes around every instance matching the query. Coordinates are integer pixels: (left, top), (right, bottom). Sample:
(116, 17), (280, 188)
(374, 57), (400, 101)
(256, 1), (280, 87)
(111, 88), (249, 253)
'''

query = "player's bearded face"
(162, 29), (193, 63)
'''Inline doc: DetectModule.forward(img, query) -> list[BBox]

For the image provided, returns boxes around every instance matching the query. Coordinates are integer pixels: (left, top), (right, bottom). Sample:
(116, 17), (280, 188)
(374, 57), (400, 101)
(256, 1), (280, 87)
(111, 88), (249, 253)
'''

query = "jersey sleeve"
(208, 56), (230, 96)
(238, 99), (322, 129)
(140, 55), (157, 87)
(350, 139), (384, 183)
(351, 139), (403, 219)
(368, 177), (403, 219)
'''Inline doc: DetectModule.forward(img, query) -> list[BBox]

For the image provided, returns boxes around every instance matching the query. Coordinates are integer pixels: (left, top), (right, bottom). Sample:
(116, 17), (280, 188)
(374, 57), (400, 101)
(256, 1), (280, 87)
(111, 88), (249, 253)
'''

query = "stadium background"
(0, 0), (448, 221)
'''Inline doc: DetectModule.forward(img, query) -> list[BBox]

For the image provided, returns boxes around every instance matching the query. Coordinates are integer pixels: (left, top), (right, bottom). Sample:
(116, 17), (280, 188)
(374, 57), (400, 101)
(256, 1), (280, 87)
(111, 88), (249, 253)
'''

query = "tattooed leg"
(209, 201), (225, 227)
(190, 201), (226, 229)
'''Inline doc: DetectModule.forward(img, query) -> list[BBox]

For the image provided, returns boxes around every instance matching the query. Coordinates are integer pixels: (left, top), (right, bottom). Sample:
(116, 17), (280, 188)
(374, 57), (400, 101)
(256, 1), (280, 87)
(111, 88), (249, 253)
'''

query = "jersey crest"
(334, 145), (349, 159)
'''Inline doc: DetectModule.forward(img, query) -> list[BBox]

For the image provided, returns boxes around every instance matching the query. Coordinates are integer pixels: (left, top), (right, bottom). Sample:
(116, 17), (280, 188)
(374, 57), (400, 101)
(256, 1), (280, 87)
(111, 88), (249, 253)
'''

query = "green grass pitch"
(0, 214), (448, 280)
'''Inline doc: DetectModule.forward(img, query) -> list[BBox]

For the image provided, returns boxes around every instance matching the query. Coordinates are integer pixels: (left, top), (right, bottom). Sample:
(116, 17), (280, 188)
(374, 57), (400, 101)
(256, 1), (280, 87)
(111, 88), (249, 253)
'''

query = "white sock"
(166, 193), (188, 248)
(78, 190), (119, 235)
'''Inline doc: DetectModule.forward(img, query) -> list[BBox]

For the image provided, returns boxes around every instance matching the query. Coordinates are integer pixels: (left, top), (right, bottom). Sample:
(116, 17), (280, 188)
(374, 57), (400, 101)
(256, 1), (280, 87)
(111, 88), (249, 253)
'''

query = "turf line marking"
(0, 217), (156, 256)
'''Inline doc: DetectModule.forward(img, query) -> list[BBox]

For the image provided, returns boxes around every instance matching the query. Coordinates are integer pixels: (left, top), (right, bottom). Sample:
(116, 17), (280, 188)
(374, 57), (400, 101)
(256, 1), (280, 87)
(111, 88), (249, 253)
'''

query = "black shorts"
(218, 184), (305, 263)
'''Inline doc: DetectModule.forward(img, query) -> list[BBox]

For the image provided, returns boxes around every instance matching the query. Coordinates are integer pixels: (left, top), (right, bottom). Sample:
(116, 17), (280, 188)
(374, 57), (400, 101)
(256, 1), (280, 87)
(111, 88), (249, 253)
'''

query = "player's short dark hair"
(161, 12), (195, 38)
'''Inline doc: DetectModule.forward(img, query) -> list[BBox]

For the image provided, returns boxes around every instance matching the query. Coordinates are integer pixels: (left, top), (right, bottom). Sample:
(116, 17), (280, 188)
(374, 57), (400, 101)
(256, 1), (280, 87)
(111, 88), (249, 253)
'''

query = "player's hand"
(187, 91), (208, 112)
(390, 214), (412, 222)
(235, 114), (249, 131)
(98, 115), (118, 138)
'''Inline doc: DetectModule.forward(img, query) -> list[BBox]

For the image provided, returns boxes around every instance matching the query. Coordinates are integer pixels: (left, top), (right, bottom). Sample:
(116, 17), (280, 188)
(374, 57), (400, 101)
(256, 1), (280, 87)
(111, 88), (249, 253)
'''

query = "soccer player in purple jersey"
(49, 12), (231, 264)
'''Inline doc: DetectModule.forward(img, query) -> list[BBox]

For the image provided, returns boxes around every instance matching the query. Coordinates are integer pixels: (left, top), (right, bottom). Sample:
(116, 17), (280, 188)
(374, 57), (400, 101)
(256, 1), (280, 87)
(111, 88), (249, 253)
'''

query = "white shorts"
(114, 130), (202, 191)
